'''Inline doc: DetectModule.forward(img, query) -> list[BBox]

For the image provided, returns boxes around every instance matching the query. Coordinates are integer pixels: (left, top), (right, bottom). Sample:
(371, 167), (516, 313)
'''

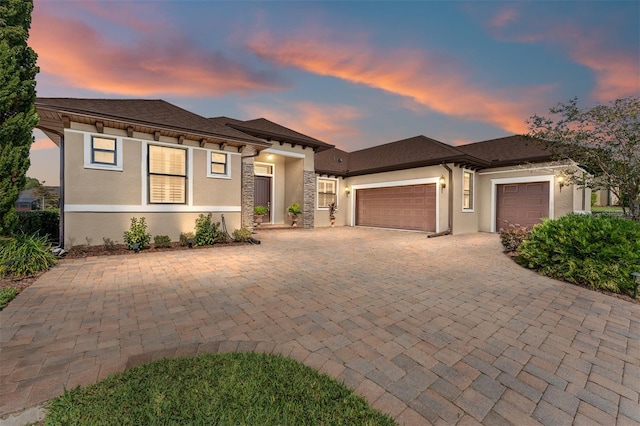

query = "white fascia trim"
(348, 177), (440, 233)
(262, 148), (306, 159)
(65, 204), (241, 213)
(490, 175), (555, 233)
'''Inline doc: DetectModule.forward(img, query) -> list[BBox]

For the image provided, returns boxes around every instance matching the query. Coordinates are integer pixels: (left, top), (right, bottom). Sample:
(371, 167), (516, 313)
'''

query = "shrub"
(102, 237), (117, 251)
(517, 214), (640, 295)
(0, 233), (58, 278)
(179, 232), (195, 247)
(153, 235), (172, 248)
(499, 222), (531, 253)
(253, 206), (268, 216)
(16, 210), (60, 242)
(123, 217), (151, 252)
(232, 227), (252, 242)
(0, 287), (18, 310)
(194, 213), (224, 246)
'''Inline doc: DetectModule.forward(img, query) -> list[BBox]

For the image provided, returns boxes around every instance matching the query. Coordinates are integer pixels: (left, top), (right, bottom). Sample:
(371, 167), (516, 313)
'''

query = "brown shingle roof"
(314, 148), (350, 175)
(222, 118), (334, 152)
(36, 98), (268, 145)
(456, 135), (552, 166)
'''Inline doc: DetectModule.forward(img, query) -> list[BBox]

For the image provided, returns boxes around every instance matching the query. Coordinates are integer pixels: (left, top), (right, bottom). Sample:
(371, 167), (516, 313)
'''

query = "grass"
(591, 206), (624, 212)
(45, 352), (397, 425)
(0, 287), (18, 310)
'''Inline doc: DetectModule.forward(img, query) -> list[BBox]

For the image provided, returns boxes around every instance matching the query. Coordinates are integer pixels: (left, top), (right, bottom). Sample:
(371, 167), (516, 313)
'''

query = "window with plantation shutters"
(148, 145), (186, 204)
(463, 169), (474, 211)
(317, 178), (337, 208)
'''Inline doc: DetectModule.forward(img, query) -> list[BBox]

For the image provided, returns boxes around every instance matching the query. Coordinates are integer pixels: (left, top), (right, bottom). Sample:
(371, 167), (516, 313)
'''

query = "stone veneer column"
(303, 170), (315, 229)
(241, 153), (255, 230)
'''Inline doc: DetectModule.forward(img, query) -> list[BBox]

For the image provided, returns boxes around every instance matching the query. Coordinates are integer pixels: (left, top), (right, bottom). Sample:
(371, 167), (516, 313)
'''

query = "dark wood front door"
(356, 184), (436, 232)
(254, 176), (271, 222)
(496, 182), (549, 230)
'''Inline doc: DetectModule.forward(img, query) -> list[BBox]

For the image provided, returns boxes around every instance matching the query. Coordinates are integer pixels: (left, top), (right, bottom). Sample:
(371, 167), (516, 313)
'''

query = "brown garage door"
(356, 184), (436, 232)
(496, 182), (549, 230)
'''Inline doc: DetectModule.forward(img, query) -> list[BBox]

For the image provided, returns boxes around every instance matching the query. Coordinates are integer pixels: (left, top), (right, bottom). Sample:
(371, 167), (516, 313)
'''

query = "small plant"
(499, 222), (531, 253)
(253, 206), (268, 216)
(179, 232), (195, 247)
(287, 203), (302, 216)
(232, 227), (252, 242)
(328, 202), (337, 219)
(123, 217), (151, 252)
(102, 237), (117, 251)
(194, 213), (224, 246)
(0, 233), (58, 278)
(0, 287), (18, 310)
(153, 235), (172, 248)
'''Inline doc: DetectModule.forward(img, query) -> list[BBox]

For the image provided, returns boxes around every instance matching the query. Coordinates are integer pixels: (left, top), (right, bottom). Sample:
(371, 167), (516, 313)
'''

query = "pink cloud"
(485, 7), (639, 101)
(31, 137), (58, 151)
(242, 102), (364, 148)
(247, 32), (552, 134)
(30, 5), (286, 97)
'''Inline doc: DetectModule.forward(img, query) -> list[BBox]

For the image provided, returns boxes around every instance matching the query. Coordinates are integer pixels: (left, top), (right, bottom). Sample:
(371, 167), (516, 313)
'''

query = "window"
(83, 133), (122, 171)
(91, 136), (117, 165)
(206, 150), (231, 178)
(463, 170), (474, 211)
(317, 178), (337, 208)
(148, 145), (186, 204)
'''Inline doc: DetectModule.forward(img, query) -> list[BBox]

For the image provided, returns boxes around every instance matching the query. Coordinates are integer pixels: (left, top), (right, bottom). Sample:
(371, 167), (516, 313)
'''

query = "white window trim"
(462, 169), (475, 213)
(207, 149), (231, 179)
(490, 175), (555, 233)
(83, 133), (123, 171)
(317, 177), (339, 210)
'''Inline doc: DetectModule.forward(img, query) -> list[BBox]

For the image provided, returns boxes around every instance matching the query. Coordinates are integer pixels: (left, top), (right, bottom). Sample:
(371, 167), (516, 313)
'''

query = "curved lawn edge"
(45, 351), (397, 425)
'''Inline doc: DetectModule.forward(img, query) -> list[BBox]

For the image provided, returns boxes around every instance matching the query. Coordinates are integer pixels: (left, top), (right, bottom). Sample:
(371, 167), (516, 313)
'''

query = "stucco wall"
(450, 167), (479, 235)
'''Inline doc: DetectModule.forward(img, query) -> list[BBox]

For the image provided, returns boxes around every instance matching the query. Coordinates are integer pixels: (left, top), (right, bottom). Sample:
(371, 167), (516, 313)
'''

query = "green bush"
(517, 214), (640, 295)
(232, 227), (252, 242)
(0, 287), (18, 310)
(194, 213), (224, 246)
(499, 223), (531, 253)
(153, 235), (172, 248)
(123, 217), (151, 252)
(0, 233), (58, 278)
(179, 232), (195, 247)
(16, 210), (60, 242)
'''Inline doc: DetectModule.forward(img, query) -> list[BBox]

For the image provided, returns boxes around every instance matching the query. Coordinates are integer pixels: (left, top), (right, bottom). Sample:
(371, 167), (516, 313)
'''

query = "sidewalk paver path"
(1, 228), (638, 424)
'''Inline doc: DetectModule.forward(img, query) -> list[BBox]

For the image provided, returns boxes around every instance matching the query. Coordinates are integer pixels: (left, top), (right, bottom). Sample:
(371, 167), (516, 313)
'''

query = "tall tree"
(0, 0), (39, 235)
(23, 176), (40, 190)
(528, 97), (640, 221)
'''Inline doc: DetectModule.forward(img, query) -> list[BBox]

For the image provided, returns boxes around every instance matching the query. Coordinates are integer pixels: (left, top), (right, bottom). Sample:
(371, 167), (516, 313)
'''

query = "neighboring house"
(15, 187), (61, 211)
(35, 98), (589, 247)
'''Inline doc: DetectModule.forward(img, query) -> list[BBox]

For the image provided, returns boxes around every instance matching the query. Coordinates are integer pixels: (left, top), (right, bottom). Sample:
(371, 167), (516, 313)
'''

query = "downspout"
(427, 163), (453, 238)
(59, 134), (64, 247)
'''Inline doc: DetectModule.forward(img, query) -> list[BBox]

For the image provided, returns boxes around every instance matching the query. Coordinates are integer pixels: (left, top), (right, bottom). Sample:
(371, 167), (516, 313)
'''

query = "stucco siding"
(64, 212), (242, 247)
(192, 149), (241, 206)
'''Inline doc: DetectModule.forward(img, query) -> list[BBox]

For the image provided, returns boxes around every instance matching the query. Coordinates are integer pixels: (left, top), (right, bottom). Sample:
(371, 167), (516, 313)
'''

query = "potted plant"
(287, 203), (302, 227)
(328, 202), (337, 227)
(253, 206), (268, 226)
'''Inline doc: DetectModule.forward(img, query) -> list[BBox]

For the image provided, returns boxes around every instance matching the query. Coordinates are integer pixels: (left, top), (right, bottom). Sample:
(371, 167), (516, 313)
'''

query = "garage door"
(496, 182), (549, 230)
(356, 184), (436, 232)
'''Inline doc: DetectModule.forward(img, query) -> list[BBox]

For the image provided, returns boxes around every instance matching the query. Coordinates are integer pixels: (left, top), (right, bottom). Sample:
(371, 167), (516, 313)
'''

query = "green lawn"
(591, 206), (624, 212)
(45, 352), (397, 425)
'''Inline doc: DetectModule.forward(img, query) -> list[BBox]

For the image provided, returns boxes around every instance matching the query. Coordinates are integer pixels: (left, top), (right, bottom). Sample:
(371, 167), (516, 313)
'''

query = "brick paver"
(1, 228), (638, 424)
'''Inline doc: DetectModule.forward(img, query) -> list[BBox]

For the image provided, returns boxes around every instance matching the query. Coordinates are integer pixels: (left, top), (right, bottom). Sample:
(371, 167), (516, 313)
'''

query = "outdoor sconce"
(439, 175), (446, 192)
(345, 186), (351, 195)
(557, 175), (566, 191)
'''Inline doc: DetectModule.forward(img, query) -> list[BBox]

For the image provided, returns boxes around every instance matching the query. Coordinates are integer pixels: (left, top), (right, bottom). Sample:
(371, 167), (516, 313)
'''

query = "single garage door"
(496, 182), (549, 230)
(356, 184), (436, 232)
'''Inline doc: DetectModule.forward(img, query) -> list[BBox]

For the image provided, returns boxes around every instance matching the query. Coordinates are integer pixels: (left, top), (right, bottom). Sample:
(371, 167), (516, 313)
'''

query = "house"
(15, 187), (61, 211)
(35, 98), (590, 247)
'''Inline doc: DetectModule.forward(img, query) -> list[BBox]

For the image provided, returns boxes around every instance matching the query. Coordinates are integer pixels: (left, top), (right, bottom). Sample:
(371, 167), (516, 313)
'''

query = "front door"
(254, 176), (271, 222)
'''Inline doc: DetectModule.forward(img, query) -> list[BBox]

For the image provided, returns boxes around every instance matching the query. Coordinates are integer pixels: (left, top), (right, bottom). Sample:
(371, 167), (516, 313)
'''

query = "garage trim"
(490, 175), (555, 232)
(349, 177), (440, 232)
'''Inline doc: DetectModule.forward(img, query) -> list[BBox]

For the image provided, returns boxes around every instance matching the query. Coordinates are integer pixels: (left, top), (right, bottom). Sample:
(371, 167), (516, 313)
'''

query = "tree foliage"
(23, 176), (40, 190)
(527, 97), (640, 221)
(0, 0), (39, 235)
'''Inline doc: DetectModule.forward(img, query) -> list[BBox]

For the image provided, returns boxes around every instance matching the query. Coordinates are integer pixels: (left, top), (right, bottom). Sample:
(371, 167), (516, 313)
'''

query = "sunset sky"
(28, 0), (640, 185)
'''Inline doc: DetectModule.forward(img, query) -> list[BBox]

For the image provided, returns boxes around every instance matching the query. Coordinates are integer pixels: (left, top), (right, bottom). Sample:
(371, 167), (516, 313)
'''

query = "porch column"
(241, 154), (255, 230)
(303, 170), (315, 229)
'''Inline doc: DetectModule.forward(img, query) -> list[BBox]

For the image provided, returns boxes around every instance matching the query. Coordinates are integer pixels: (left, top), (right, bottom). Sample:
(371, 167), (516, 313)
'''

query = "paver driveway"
(1, 228), (639, 424)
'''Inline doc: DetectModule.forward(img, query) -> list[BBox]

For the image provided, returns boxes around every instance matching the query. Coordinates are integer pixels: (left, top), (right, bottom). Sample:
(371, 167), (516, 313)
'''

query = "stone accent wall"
(241, 159), (255, 230)
(303, 170), (315, 229)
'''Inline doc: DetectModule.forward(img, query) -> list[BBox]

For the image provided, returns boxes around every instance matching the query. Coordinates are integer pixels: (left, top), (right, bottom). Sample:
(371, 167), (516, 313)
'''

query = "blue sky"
(28, 0), (640, 185)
